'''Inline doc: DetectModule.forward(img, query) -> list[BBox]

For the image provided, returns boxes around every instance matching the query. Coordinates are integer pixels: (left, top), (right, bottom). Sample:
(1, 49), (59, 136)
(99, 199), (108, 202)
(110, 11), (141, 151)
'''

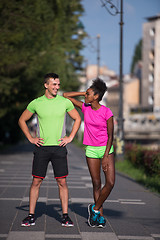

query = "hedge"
(124, 144), (160, 176)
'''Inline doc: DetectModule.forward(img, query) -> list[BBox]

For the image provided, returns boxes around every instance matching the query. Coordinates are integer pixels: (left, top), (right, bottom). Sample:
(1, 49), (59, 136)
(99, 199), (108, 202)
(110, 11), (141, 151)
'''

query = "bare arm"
(104, 116), (114, 156)
(58, 108), (81, 146)
(101, 116), (114, 170)
(63, 92), (86, 110)
(18, 109), (44, 147)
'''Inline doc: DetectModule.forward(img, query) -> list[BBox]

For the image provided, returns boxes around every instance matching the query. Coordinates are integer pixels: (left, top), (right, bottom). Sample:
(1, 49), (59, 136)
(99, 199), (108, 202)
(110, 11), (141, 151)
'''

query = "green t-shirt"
(27, 95), (74, 146)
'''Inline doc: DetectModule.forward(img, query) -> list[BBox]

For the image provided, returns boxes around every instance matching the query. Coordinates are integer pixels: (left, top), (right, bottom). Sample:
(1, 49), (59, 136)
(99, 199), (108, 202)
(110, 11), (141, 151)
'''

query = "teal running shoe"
(88, 204), (100, 227)
(97, 215), (106, 228)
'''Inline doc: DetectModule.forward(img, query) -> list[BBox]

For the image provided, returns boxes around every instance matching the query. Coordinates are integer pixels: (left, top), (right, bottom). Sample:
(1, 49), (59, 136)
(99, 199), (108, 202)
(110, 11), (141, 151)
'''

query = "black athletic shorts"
(32, 146), (68, 179)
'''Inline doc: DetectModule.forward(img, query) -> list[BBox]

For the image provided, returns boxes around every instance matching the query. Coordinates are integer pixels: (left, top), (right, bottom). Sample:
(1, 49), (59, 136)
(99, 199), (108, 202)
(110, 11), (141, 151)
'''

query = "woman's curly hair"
(90, 78), (107, 101)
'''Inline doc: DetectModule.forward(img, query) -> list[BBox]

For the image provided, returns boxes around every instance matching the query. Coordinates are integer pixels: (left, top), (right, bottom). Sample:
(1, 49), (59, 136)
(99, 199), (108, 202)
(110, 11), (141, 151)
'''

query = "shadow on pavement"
(16, 200), (123, 223)
(16, 203), (62, 223)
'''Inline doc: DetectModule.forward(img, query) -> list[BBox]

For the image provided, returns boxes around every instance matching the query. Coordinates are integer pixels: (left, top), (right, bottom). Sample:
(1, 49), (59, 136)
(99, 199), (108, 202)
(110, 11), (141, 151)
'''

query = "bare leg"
(29, 177), (43, 214)
(56, 177), (69, 214)
(94, 153), (115, 211)
(86, 157), (103, 215)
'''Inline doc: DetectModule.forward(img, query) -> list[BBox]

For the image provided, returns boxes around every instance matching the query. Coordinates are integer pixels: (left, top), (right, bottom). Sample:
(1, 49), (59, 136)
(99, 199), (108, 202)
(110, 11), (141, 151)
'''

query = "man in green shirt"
(18, 73), (81, 227)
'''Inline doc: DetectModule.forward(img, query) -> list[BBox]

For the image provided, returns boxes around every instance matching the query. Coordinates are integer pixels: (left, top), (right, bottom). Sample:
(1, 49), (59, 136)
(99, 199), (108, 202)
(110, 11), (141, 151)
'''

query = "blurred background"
(0, 1), (160, 185)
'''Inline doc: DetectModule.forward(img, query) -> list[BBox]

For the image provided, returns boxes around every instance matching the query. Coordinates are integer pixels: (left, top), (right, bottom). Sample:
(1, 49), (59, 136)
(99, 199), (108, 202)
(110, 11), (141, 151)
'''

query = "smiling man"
(18, 73), (81, 227)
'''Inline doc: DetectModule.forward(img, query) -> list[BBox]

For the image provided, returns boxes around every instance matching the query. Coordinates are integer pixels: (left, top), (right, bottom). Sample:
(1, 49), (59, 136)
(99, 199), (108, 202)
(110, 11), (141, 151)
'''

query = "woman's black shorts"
(32, 146), (68, 179)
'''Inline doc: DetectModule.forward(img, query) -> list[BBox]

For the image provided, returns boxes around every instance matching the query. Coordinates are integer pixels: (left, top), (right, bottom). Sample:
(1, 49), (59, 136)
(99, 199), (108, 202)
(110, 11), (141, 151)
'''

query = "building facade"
(142, 14), (160, 112)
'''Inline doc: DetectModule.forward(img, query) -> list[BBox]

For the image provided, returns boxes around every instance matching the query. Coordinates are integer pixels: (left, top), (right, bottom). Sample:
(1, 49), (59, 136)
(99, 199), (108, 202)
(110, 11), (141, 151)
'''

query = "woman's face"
(85, 88), (96, 104)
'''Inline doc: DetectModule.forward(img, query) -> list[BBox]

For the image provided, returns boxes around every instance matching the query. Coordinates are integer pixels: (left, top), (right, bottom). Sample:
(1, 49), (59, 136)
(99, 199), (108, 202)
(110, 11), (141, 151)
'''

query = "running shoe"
(88, 204), (100, 227)
(97, 215), (106, 228)
(61, 215), (74, 227)
(21, 215), (35, 227)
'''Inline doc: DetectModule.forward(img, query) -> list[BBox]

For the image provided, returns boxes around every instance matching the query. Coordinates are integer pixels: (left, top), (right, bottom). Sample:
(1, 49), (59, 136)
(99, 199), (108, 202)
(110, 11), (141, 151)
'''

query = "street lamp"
(100, 0), (124, 160)
(77, 21), (85, 35)
(97, 34), (100, 77)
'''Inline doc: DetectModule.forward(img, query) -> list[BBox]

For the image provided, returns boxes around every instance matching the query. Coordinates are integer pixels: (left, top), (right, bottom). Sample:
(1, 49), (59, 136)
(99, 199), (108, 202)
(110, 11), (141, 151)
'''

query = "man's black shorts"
(32, 146), (68, 179)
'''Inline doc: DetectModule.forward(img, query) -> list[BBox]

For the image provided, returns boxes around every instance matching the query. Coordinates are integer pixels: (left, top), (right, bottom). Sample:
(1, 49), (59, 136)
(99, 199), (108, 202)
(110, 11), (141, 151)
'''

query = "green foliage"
(130, 39), (142, 74)
(125, 143), (160, 176)
(115, 143), (160, 193)
(0, 0), (86, 144)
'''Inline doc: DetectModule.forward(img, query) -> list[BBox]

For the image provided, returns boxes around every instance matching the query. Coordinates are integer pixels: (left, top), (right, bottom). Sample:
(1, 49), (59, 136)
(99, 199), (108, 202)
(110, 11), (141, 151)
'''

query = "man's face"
(45, 78), (60, 97)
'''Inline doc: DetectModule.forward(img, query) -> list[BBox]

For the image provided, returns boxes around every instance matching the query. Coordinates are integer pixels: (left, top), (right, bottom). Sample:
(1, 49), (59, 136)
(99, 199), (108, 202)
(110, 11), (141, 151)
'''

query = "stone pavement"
(0, 143), (160, 240)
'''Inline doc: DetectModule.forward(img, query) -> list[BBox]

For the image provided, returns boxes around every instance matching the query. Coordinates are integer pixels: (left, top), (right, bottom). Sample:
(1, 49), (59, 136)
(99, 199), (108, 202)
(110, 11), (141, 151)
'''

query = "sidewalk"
(0, 142), (160, 240)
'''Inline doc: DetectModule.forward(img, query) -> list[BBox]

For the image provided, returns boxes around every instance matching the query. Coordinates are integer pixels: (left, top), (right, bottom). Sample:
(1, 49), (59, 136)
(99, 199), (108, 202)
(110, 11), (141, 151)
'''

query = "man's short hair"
(44, 73), (59, 84)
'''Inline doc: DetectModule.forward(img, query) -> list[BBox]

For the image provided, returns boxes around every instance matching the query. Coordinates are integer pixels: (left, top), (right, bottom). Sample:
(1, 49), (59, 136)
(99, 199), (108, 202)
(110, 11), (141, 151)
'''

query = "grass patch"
(115, 158), (160, 194)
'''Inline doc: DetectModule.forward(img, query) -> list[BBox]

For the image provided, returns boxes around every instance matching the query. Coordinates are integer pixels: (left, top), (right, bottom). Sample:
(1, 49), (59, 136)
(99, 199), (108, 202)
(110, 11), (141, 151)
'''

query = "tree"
(0, 0), (86, 144)
(130, 39), (142, 74)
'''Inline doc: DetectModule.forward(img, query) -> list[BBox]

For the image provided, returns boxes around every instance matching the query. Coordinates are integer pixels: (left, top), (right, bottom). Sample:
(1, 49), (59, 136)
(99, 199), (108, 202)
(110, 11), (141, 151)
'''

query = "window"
(148, 73), (154, 82)
(149, 28), (155, 37)
(148, 95), (153, 105)
(149, 50), (154, 60)
(149, 62), (154, 71)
